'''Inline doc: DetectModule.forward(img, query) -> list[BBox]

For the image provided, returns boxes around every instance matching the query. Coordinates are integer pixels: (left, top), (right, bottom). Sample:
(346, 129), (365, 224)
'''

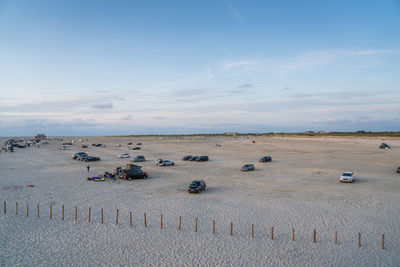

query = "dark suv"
(183, 155), (194, 161)
(120, 165), (148, 180)
(188, 180), (206, 193)
(195, 156), (209, 162)
(260, 156), (272, 162)
(84, 156), (101, 162)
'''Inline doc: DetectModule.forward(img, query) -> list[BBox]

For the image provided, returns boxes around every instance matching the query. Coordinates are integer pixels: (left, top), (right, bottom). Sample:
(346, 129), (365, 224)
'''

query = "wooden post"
(3, 201), (6, 214)
(230, 222), (233, 236)
(88, 207), (91, 223)
(101, 208), (103, 224)
(334, 231), (337, 244)
(130, 211), (132, 227)
(313, 229), (316, 243)
(160, 214), (163, 229)
(382, 234), (385, 250)
(116, 209), (119, 225)
(292, 228), (295, 241)
(271, 226), (274, 240)
(15, 202), (18, 215)
(49, 205), (52, 220)
(251, 224), (254, 238)
(26, 203), (29, 217)
(144, 212), (147, 227)
(195, 217), (198, 232)
(358, 233), (361, 247)
(37, 204), (39, 218)
(74, 206), (77, 221)
(212, 219), (215, 234)
(178, 216), (181, 231)
(61, 205), (64, 221)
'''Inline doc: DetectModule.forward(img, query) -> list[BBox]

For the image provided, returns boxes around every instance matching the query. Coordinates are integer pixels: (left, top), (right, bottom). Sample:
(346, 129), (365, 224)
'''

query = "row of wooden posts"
(3, 201), (385, 249)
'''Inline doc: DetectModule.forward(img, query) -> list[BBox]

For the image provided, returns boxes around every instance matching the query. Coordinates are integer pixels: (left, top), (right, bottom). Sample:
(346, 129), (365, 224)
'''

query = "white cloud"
(346, 50), (389, 56)
(225, 61), (255, 69)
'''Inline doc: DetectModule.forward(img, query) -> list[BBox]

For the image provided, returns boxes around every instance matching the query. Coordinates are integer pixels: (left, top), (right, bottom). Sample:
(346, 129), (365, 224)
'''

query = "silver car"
(156, 159), (175, 166)
(241, 164), (255, 171)
(340, 172), (355, 183)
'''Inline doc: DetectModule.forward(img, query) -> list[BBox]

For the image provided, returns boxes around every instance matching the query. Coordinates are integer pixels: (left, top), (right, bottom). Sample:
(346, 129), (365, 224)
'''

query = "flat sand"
(1, 136), (399, 266)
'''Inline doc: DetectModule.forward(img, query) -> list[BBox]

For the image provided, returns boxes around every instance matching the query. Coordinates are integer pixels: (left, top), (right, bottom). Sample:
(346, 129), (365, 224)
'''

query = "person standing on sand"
(87, 165), (90, 172)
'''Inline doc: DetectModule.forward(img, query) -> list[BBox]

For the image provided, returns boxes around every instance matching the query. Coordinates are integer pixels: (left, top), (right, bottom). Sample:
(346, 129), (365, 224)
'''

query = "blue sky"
(0, 0), (399, 136)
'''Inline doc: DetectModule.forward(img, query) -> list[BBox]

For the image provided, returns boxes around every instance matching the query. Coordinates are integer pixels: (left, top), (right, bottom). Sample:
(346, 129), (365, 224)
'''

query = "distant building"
(35, 134), (47, 140)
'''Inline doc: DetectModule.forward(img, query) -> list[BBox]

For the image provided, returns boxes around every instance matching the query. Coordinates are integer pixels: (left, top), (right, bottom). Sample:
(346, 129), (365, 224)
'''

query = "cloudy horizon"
(1, 1), (399, 136)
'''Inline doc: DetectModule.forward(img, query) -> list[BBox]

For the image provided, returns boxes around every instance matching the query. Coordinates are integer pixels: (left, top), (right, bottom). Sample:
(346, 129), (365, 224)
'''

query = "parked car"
(120, 165), (148, 180)
(188, 180), (206, 193)
(396, 166), (400, 174)
(379, 142), (390, 149)
(156, 159), (175, 166)
(241, 164), (255, 171)
(136, 143), (142, 145)
(189, 156), (199, 161)
(131, 155), (145, 162)
(127, 142), (133, 145)
(84, 156), (101, 162)
(260, 156), (272, 162)
(119, 153), (130, 158)
(340, 172), (355, 183)
(183, 155), (194, 161)
(195, 156), (209, 162)
(72, 152), (88, 159)
(62, 142), (73, 145)
(131, 147), (141, 150)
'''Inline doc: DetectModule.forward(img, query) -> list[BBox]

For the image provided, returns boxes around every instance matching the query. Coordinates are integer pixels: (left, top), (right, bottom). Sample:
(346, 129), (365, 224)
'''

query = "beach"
(1, 136), (399, 266)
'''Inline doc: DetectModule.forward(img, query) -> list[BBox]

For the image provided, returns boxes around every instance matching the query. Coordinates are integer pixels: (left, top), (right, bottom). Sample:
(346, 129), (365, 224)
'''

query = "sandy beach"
(1, 136), (399, 266)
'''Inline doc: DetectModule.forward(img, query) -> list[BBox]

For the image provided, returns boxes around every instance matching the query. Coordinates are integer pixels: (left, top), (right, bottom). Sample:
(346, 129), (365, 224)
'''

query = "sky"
(0, 0), (399, 136)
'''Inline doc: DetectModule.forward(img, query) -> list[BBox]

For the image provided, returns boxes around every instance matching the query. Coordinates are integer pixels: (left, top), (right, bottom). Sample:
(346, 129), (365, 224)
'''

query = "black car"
(131, 147), (141, 150)
(260, 156), (272, 162)
(195, 156), (209, 162)
(188, 180), (206, 193)
(189, 156), (199, 161)
(84, 156), (101, 162)
(182, 155), (194, 161)
(397, 166), (400, 174)
(127, 142), (133, 145)
(121, 165), (148, 180)
(379, 142), (390, 149)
